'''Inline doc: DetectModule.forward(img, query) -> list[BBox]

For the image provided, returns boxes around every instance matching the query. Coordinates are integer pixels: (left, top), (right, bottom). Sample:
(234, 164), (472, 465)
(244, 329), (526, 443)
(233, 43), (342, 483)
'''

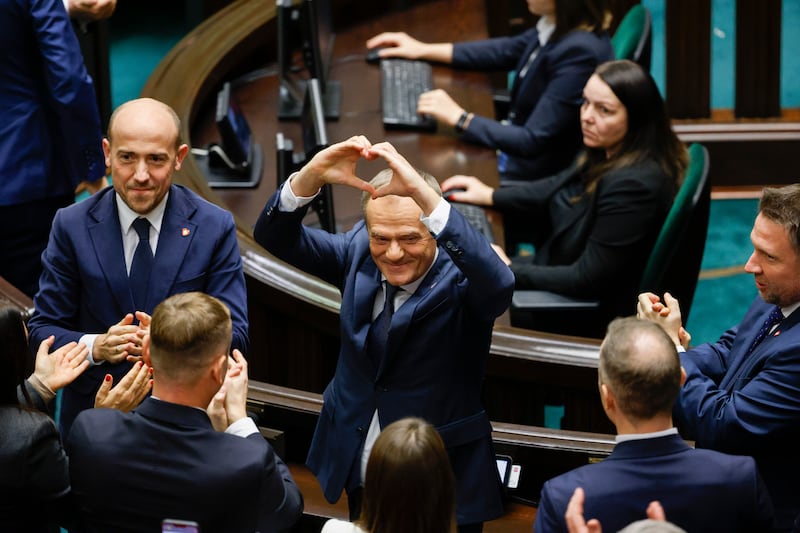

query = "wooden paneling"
(735, 0), (782, 118)
(665, 0), (711, 118)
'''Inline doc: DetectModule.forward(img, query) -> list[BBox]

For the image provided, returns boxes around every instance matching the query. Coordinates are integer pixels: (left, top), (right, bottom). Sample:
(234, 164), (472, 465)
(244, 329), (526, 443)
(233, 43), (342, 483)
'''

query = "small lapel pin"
(774, 330), (781, 337)
(181, 228), (190, 237)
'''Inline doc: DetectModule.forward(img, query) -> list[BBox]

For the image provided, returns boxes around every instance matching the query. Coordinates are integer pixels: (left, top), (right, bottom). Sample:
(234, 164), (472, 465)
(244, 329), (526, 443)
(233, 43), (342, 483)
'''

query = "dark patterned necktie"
(129, 217), (153, 311)
(367, 282), (399, 369)
(747, 305), (784, 354)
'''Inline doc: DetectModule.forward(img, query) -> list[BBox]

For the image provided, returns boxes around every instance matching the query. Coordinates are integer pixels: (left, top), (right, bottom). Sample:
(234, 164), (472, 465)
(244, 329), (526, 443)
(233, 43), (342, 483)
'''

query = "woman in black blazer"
(0, 306), (151, 532)
(367, 0), (614, 181)
(441, 60), (687, 334)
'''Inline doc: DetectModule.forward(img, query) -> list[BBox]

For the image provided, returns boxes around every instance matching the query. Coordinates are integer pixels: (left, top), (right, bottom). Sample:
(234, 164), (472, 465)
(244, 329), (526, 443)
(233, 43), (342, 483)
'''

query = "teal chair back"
(639, 143), (711, 321)
(611, 4), (652, 71)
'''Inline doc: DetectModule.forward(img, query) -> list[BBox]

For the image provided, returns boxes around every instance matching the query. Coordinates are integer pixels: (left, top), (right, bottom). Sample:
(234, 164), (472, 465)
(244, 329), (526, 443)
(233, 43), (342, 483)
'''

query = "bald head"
(599, 317), (682, 421)
(107, 98), (182, 150)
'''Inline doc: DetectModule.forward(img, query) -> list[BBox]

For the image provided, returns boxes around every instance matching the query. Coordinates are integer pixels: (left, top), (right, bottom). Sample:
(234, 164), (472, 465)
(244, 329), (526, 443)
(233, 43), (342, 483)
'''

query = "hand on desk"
(418, 89), (465, 128)
(367, 31), (447, 62)
(440, 175), (494, 206)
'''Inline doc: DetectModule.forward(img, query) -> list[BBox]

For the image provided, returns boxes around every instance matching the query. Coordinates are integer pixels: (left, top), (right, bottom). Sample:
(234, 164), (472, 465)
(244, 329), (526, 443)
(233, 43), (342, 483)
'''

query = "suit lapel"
(87, 191), (132, 314)
(354, 260), (382, 373)
(147, 187), (197, 312)
(511, 35), (546, 100)
(722, 306), (800, 391)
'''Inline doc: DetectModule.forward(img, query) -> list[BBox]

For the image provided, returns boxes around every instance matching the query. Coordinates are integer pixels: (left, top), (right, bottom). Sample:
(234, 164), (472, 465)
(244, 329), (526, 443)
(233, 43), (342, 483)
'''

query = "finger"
(586, 518), (602, 533)
(135, 311), (151, 328)
(94, 374), (112, 407)
(637, 293), (656, 312)
(65, 343), (89, 367)
(646, 500), (666, 521)
(663, 292), (681, 314)
(37, 335), (56, 357)
(126, 355), (143, 363)
(116, 313), (135, 327)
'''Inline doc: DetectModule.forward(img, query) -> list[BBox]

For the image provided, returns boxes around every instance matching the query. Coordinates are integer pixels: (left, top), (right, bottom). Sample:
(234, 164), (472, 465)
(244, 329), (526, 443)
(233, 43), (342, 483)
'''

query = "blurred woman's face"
(527, 0), (556, 17)
(580, 74), (628, 158)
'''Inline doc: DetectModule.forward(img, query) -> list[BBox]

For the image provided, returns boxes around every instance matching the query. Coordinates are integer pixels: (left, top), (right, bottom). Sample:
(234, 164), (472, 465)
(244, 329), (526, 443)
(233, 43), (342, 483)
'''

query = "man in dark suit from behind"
(67, 292), (303, 533)
(534, 317), (774, 533)
(638, 184), (800, 531)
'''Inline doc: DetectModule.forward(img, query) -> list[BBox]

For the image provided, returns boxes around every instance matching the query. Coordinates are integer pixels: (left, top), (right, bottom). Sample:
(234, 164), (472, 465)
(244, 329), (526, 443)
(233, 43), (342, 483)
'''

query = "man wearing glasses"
(254, 136), (514, 533)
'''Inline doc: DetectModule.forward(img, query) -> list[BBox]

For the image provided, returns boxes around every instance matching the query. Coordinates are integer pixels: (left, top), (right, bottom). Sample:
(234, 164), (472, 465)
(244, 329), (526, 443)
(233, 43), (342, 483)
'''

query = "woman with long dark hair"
(321, 417), (456, 533)
(367, 0), (614, 182)
(442, 60), (687, 336)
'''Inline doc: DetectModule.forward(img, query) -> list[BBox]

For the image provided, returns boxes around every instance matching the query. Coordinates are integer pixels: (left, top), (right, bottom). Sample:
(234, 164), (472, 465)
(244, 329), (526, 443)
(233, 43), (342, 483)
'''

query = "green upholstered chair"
(611, 4), (652, 71)
(510, 143), (711, 336)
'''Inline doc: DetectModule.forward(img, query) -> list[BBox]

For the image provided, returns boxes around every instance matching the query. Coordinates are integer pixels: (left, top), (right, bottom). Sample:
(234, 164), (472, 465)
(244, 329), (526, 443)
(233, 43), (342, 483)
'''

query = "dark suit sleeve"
(533, 480), (567, 533)
(32, 0), (105, 184)
(247, 434), (304, 531)
(253, 186), (353, 290)
(28, 208), (88, 349)
(436, 204), (515, 321)
(506, 165), (671, 295)
(452, 29), (536, 71)
(460, 32), (608, 159)
(674, 317), (800, 454)
(204, 210), (249, 354)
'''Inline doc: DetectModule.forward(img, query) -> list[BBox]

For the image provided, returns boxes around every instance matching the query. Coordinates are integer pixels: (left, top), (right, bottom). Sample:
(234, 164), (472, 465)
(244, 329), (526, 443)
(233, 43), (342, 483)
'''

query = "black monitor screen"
(215, 82), (251, 166)
(302, 78), (328, 158)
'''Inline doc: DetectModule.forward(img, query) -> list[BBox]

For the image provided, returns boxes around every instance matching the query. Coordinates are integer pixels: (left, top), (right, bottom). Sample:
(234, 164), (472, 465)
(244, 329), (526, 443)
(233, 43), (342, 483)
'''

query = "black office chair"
(510, 143), (711, 337)
(611, 4), (652, 72)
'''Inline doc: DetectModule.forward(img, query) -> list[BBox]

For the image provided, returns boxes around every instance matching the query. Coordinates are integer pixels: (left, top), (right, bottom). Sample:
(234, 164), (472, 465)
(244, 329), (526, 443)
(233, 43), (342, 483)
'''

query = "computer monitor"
(215, 81), (251, 167)
(199, 81), (263, 189)
(277, 0), (341, 120)
(275, 78), (335, 232)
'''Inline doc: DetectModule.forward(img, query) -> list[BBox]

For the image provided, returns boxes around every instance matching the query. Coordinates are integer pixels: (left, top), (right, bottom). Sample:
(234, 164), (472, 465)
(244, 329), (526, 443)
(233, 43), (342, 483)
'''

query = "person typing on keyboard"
(440, 60), (686, 338)
(366, 0), (613, 182)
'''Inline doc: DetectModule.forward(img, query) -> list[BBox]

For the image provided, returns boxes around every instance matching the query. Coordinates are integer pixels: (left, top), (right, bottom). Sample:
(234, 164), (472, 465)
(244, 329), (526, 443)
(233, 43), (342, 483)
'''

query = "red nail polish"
(105, 374), (112, 382)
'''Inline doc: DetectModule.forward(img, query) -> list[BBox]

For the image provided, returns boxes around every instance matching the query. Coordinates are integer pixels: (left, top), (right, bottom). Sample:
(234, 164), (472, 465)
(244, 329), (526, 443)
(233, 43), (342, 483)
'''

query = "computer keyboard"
(449, 201), (495, 243)
(380, 59), (436, 131)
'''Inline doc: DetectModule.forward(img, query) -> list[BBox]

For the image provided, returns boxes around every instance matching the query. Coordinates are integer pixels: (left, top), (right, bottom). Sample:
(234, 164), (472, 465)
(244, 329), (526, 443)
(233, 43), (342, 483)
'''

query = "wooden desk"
(190, 0), (501, 232)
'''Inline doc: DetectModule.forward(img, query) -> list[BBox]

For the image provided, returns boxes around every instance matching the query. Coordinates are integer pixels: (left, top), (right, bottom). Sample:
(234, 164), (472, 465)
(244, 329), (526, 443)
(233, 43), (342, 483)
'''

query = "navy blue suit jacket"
(534, 434), (774, 532)
(254, 187), (514, 524)
(675, 299), (800, 530)
(27, 185), (249, 435)
(66, 398), (303, 532)
(0, 0), (104, 206)
(452, 28), (613, 181)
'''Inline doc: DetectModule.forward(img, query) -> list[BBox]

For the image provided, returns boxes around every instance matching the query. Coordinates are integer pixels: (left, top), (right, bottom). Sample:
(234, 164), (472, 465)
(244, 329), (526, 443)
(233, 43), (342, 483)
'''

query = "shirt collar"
(781, 301), (800, 318)
(615, 427), (678, 443)
(116, 191), (169, 235)
(536, 15), (556, 47)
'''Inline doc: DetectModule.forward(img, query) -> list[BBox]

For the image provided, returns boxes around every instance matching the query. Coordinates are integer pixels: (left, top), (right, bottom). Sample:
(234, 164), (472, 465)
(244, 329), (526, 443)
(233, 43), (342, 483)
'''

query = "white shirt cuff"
(420, 198), (450, 235)
(676, 344), (686, 353)
(279, 173), (319, 211)
(226, 416), (259, 438)
(80, 334), (102, 365)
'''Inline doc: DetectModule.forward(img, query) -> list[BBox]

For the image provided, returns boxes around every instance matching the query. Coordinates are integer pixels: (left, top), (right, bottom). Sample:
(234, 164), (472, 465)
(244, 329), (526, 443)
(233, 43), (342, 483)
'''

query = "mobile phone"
(162, 519), (200, 532)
